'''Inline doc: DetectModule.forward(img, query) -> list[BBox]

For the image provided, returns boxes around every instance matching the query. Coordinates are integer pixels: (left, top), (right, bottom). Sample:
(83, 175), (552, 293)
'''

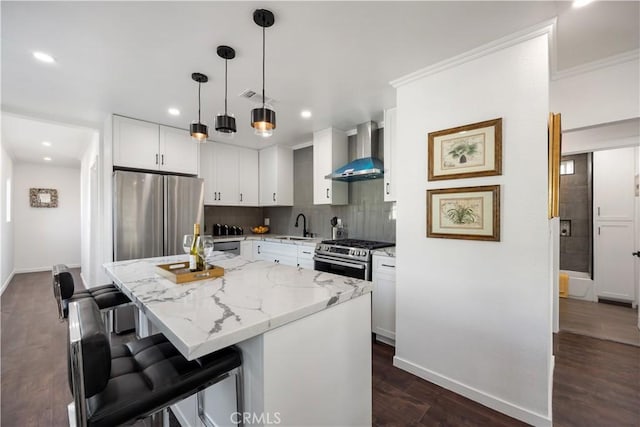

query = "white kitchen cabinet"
(199, 143), (216, 205)
(113, 116), (160, 171)
(297, 245), (315, 269)
(199, 143), (260, 206)
(313, 128), (348, 205)
(383, 108), (397, 202)
(159, 125), (199, 175)
(240, 240), (254, 260)
(112, 116), (199, 175)
(372, 254), (396, 345)
(254, 241), (297, 267)
(238, 147), (259, 206)
(259, 146), (293, 206)
(213, 143), (239, 205)
(593, 147), (635, 221)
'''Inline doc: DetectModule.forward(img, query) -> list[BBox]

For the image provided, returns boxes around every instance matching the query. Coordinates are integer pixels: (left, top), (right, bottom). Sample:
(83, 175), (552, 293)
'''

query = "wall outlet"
(264, 218), (270, 226)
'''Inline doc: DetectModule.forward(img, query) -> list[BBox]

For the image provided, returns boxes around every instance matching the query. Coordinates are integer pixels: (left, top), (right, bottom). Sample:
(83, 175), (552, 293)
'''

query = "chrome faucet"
(294, 213), (309, 237)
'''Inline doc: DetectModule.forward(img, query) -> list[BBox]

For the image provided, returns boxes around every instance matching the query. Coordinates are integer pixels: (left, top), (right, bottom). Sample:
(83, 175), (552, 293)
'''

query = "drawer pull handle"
(381, 264), (395, 268)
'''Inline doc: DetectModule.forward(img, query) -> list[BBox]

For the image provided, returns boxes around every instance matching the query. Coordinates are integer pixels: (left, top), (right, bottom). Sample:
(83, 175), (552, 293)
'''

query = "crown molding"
(551, 49), (640, 81)
(390, 18), (557, 88)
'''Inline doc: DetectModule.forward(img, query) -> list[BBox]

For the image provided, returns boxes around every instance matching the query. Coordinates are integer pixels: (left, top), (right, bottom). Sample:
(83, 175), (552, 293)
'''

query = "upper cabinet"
(383, 108), (397, 202)
(159, 125), (199, 175)
(112, 115), (199, 175)
(313, 128), (348, 205)
(260, 145), (293, 206)
(199, 142), (260, 206)
(238, 147), (259, 206)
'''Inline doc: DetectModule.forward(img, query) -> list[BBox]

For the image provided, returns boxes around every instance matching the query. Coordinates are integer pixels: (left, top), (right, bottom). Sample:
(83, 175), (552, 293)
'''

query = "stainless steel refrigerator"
(112, 170), (204, 332)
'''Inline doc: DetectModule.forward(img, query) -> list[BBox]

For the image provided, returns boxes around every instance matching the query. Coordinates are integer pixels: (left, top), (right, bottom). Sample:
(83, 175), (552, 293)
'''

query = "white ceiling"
(1, 1), (638, 163)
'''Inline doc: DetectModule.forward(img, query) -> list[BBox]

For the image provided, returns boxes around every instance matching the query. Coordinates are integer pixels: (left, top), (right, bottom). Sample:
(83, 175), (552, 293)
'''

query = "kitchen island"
(103, 252), (372, 427)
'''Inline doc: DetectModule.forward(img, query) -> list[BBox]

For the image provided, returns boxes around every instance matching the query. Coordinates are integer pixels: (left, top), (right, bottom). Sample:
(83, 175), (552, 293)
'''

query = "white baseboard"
(393, 356), (552, 427)
(13, 264), (81, 274)
(1, 270), (15, 295)
(375, 334), (396, 347)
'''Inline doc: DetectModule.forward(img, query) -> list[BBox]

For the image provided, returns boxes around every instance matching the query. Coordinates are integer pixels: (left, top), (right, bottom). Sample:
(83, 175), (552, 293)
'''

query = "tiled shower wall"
(206, 130), (396, 242)
(559, 153), (592, 274)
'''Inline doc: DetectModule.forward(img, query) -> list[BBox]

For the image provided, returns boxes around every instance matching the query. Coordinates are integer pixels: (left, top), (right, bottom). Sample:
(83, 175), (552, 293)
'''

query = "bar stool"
(52, 264), (130, 321)
(67, 298), (244, 427)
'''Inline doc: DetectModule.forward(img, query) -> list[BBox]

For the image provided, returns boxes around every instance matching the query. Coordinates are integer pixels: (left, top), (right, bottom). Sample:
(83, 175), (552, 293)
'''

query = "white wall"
(393, 32), (552, 426)
(0, 144), (15, 292)
(13, 163), (81, 272)
(80, 132), (100, 286)
(550, 55), (639, 131)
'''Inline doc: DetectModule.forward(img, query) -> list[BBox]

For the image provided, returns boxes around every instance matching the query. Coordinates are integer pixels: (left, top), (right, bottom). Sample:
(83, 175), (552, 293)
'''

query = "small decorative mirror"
(30, 188), (58, 208)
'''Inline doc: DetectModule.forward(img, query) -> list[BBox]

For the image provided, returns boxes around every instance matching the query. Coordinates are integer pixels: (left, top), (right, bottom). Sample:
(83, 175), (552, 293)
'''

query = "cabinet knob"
(273, 192), (276, 202)
(161, 154), (164, 165)
(386, 182), (390, 195)
(326, 188), (330, 199)
(240, 193), (243, 202)
(155, 154), (159, 165)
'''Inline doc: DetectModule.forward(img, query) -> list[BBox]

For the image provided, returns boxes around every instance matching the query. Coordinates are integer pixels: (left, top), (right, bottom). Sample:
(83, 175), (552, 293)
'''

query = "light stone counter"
(103, 251), (369, 360)
(372, 246), (396, 257)
(212, 235), (322, 248)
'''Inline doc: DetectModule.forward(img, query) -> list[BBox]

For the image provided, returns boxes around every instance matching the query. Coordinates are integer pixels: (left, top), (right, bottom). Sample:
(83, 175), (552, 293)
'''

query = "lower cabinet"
(240, 241), (254, 260)
(372, 254), (396, 345)
(297, 246), (315, 269)
(253, 241), (316, 269)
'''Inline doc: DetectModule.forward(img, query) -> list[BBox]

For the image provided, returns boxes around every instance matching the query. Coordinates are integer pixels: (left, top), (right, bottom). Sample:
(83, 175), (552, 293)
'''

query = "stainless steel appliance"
(113, 170), (204, 332)
(314, 239), (394, 281)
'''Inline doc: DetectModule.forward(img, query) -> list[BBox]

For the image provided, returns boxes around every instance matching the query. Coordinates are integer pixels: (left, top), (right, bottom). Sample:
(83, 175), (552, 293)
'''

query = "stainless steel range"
(314, 239), (395, 281)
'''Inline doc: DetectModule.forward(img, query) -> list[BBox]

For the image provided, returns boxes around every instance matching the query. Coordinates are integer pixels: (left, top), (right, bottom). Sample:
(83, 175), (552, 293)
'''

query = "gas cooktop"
(320, 239), (394, 250)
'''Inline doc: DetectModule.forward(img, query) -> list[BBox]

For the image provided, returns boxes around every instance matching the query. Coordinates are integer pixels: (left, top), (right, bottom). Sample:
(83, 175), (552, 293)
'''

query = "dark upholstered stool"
(67, 299), (243, 427)
(52, 264), (130, 320)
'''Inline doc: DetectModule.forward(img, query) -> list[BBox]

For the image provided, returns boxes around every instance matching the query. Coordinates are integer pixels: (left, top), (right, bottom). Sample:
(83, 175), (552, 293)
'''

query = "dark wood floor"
(2, 271), (639, 426)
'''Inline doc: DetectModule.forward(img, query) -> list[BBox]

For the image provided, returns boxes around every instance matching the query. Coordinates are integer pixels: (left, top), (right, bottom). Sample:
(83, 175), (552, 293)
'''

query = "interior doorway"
(558, 143), (640, 346)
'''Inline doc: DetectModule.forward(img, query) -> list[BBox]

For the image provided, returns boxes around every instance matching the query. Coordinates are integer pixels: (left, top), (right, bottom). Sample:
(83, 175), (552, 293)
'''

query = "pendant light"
(190, 72), (209, 142)
(251, 9), (276, 138)
(215, 46), (237, 134)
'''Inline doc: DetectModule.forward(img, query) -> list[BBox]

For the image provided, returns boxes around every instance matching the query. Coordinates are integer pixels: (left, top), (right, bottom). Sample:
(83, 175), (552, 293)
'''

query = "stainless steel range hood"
(325, 121), (384, 182)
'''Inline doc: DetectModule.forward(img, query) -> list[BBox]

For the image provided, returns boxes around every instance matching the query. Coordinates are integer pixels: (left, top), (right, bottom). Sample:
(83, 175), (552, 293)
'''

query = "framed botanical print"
(30, 188), (58, 208)
(426, 185), (500, 241)
(428, 118), (502, 181)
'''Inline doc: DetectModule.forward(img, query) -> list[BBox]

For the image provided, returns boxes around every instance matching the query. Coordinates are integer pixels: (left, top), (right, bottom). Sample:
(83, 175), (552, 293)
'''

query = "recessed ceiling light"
(42, 141), (51, 147)
(573, 0), (594, 8)
(43, 157), (52, 161)
(168, 108), (181, 116)
(300, 110), (312, 119)
(33, 51), (55, 63)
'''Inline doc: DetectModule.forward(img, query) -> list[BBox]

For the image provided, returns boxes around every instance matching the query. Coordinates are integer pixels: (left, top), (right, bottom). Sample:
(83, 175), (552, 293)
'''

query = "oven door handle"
(313, 255), (366, 270)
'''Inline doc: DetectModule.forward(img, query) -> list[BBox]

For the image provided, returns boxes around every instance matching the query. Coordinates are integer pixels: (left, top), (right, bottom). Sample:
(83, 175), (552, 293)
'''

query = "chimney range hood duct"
(325, 121), (384, 182)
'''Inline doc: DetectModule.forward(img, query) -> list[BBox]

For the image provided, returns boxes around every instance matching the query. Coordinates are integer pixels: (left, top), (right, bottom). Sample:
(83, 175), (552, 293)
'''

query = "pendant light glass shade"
(215, 46), (237, 135)
(190, 72), (209, 142)
(251, 106), (276, 137)
(251, 9), (276, 138)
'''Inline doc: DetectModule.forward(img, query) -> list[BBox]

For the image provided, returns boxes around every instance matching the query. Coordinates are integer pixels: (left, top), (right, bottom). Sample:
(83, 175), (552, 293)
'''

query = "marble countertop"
(103, 252), (370, 360)
(372, 246), (396, 257)
(212, 235), (322, 247)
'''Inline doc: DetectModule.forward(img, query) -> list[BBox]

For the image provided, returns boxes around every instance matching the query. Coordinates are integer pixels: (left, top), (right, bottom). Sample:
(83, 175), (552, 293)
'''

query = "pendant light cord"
(224, 59), (228, 115)
(262, 25), (266, 110)
(198, 82), (202, 123)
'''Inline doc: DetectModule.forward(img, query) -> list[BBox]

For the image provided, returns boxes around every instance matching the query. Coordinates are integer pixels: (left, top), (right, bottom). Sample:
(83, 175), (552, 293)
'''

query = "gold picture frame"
(548, 113), (562, 218)
(428, 118), (502, 181)
(426, 185), (500, 241)
(30, 188), (58, 208)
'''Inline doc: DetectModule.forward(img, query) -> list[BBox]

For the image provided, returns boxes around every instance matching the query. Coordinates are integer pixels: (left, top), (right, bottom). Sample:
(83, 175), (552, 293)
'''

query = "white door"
(199, 143), (216, 205)
(214, 143), (239, 205)
(112, 116), (159, 170)
(159, 125), (199, 175)
(238, 147), (259, 206)
(593, 147), (638, 304)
